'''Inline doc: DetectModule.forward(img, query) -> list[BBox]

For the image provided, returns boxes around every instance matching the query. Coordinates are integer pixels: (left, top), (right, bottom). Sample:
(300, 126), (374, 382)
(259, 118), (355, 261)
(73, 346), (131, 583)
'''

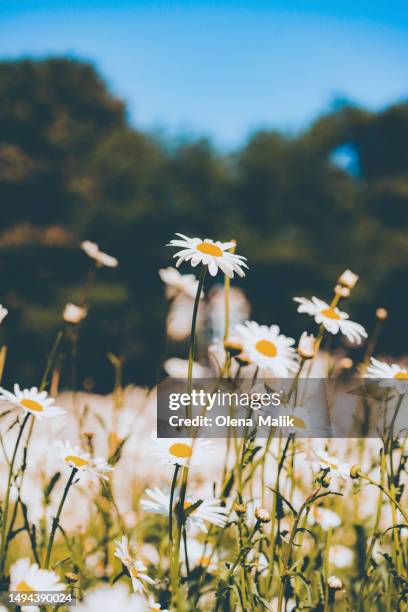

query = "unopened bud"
(224, 337), (243, 356)
(376, 307), (388, 321)
(339, 357), (353, 370)
(65, 572), (79, 583)
(335, 284), (350, 298)
(233, 502), (247, 516)
(328, 575), (343, 590)
(255, 507), (271, 523)
(235, 353), (251, 367)
(297, 332), (316, 360)
(350, 465), (361, 479)
(338, 269), (359, 289)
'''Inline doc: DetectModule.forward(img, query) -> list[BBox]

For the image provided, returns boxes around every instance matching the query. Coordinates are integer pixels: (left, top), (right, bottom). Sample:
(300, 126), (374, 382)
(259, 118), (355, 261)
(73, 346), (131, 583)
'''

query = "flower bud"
(376, 307), (388, 321)
(350, 465), (361, 479)
(233, 502), (247, 516)
(297, 332), (316, 360)
(255, 507), (271, 523)
(224, 337), (244, 356)
(235, 353), (251, 367)
(338, 269), (359, 289)
(328, 575), (343, 590)
(63, 303), (87, 324)
(334, 284), (350, 298)
(339, 357), (353, 370)
(65, 572), (79, 583)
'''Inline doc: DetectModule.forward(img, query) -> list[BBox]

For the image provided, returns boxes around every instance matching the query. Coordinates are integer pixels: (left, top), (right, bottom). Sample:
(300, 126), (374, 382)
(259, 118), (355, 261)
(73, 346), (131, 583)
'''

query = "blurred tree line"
(0, 58), (407, 391)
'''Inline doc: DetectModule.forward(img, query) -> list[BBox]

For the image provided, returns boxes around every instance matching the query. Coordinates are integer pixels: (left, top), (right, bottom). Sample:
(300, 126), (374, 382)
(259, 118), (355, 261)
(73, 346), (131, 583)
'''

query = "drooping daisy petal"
(114, 535), (155, 593)
(81, 240), (118, 268)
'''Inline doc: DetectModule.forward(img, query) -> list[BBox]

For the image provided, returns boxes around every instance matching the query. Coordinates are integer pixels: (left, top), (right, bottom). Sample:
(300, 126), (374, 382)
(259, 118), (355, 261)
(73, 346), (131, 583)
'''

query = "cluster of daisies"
(163, 233), (405, 391)
(0, 232), (406, 608)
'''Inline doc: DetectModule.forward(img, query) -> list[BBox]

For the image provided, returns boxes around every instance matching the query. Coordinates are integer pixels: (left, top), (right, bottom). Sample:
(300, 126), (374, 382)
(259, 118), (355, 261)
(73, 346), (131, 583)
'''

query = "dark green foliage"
(0, 57), (407, 390)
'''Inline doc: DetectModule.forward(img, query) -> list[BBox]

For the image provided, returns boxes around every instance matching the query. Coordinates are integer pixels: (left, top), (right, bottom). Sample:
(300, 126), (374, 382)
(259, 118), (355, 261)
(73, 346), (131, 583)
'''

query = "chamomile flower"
(63, 303), (87, 324)
(330, 545), (354, 568)
(0, 305), (8, 324)
(0, 385), (65, 419)
(114, 536), (155, 593)
(366, 357), (408, 393)
(76, 584), (146, 612)
(159, 267), (203, 300)
(312, 446), (350, 480)
(307, 506), (341, 531)
(297, 331), (316, 359)
(167, 233), (248, 278)
(294, 297), (367, 344)
(151, 435), (213, 467)
(81, 240), (118, 268)
(234, 321), (298, 377)
(10, 558), (64, 611)
(54, 440), (113, 480)
(141, 487), (228, 533)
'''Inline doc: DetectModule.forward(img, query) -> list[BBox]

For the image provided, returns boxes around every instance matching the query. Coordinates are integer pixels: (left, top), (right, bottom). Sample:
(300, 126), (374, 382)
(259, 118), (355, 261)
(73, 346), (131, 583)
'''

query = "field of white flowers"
(0, 234), (407, 611)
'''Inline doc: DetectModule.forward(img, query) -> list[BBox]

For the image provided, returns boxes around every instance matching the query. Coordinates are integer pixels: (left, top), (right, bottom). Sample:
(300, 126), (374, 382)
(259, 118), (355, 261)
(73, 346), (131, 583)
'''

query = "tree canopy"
(0, 58), (407, 390)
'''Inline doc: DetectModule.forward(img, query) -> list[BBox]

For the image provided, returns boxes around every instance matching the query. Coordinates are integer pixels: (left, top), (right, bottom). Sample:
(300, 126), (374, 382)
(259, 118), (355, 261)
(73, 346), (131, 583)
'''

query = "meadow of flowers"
(0, 234), (407, 611)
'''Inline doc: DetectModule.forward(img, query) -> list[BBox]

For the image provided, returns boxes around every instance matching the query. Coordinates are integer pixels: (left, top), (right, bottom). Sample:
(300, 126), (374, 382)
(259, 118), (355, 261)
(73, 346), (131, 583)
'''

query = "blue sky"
(1, 1), (408, 147)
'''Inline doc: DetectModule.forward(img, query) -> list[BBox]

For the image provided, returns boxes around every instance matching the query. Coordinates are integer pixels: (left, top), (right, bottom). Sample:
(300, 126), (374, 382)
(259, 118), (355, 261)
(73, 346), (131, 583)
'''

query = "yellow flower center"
(196, 242), (223, 257)
(292, 416), (305, 429)
(255, 339), (277, 357)
(321, 308), (341, 320)
(20, 398), (44, 412)
(65, 455), (89, 468)
(169, 443), (192, 459)
(394, 371), (408, 380)
(130, 567), (139, 578)
(16, 581), (34, 592)
(184, 501), (193, 510)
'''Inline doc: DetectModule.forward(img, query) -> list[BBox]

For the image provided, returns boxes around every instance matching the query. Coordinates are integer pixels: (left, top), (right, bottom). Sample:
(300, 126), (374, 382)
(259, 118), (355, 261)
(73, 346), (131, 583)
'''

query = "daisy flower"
(234, 321), (298, 376)
(114, 536), (155, 593)
(159, 267), (203, 300)
(330, 545), (354, 568)
(76, 584), (146, 612)
(0, 385), (65, 419)
(0, 305), (8, 324)
(81, 240), (118, 268)
(307, 506), (341, 531)
(141, 487), (228, 532)
(163, 357), (209, 378)
(63, 303), (87, 324)
(365, 357), (408, 393)
(151, 435), (213, 467)
(312, 446), (350, 480)
(10, 558), (64, 611)
(167, 233), (248, 278)
(294, 296), (367, 344)
(53, 440), (113, 480)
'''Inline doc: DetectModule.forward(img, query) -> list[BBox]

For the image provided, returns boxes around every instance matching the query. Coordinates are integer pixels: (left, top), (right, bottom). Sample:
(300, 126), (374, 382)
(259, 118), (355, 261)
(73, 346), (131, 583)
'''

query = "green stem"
(0, 413), (30, 574)
(169, 464), (180, 543)
(44, 468), (77, 569)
